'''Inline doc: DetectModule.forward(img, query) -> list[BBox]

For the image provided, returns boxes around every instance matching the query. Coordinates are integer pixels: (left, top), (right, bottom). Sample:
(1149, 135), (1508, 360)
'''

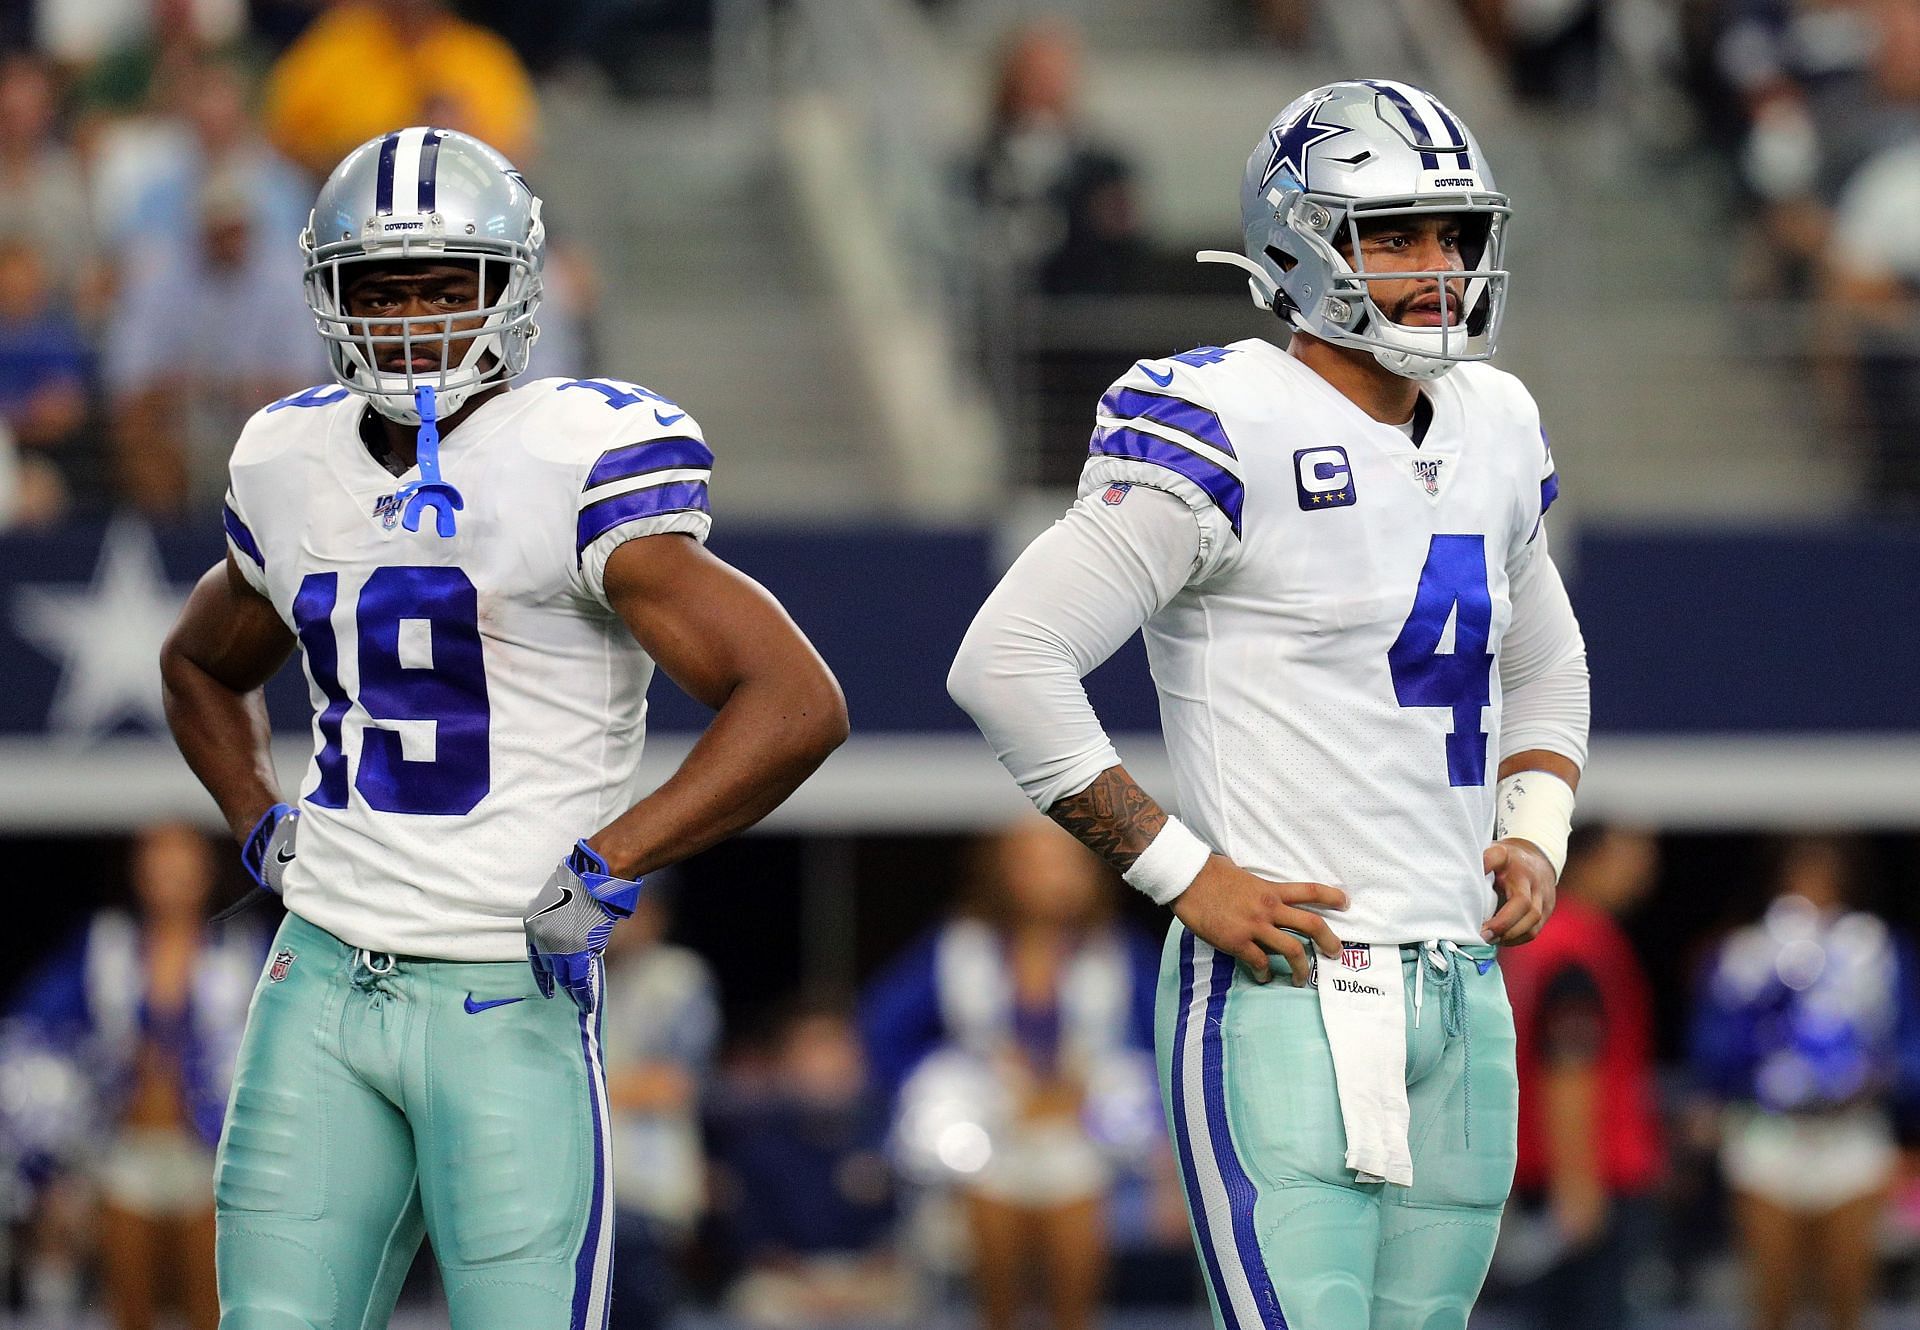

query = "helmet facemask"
(302, 205), (544, 424)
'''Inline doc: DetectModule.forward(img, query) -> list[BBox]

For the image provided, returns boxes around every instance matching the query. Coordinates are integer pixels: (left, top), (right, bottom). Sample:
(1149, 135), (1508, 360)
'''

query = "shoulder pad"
(232, 384), (357, 466)
(517, 376), (708, 466)
(1091, 347), (1247, 537)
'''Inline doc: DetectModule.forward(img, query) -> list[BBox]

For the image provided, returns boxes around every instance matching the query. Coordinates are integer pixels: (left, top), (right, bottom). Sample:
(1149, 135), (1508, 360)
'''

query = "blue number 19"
(291, 566), (491, 816)
(1387, 535), (1493, 787)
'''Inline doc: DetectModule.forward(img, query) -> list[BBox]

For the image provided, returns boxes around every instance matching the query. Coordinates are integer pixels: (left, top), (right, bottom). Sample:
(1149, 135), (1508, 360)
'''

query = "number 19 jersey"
(1082, 341), (1561, 945)
(222, 377), (713, 961)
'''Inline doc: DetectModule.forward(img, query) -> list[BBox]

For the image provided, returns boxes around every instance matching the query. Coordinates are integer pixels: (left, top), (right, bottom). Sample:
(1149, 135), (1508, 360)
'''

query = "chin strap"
(398, 385), (465, 538)
(1197, 249), (1281, 311)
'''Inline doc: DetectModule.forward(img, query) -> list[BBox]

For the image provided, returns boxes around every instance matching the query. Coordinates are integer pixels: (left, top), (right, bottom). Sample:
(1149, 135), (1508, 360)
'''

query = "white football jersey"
(1081, 340), (1561, 945)
(222, 376), (713, 961)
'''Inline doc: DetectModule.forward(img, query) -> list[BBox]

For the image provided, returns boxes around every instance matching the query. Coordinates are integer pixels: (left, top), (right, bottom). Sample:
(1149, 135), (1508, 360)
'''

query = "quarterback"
(159, 128), (846, 1327)
(950, 81), (1589, 1329)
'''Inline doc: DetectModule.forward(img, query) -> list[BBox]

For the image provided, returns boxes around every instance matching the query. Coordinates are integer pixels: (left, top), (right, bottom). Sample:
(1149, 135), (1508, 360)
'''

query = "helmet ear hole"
(1263, 244), (1299, 274)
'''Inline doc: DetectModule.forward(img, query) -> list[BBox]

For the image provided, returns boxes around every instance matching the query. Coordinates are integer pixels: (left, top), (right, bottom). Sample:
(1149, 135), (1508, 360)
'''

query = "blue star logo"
(1259, 97), (1351, 192)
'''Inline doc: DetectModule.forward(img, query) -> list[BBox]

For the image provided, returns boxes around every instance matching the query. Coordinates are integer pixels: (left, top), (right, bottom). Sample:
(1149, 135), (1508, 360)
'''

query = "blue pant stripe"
(1172, 930), (1241, 1328)
(1200, 950), (1287, 1328)
(570, 986), (611, 1330)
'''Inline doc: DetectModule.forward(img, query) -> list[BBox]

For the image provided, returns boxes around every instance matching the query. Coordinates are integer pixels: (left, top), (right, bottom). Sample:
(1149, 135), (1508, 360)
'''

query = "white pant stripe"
(1179, 936), (1267, 1329)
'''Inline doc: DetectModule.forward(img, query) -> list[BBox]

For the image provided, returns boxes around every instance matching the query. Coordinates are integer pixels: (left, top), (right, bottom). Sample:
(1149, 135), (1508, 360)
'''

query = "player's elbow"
(946, 628), (994, 726)
(792, 665), (849, 763)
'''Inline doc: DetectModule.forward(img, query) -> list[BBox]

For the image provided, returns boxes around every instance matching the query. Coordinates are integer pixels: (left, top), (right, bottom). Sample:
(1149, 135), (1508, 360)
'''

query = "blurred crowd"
(7, 818), (1920, 1330)
(0, 0), (603, 532)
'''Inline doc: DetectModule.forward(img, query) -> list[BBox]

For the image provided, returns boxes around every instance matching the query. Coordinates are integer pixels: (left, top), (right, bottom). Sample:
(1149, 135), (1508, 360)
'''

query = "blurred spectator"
(1824, 0), (1920, 504)
(1690, 835), (1920, 1330)
(104, 166), (323, 515)
(967, 19), (1146, 298)
(5, 822), (264, 1330)
(1720, 0), (1916, 294)
(0, 54), (103, 309)
(32, 0), (244, 75)
(712, 1000), (911, 1328)
(861, 819), (1159, 1330)
(1497, 825), (1667, 1330)
(68, 0), (257, 121)
(1461, 0), (1605, 105)
(109, 59), (309, 278)
(0, 412), (67, 529)
(261, 0), (539, 180)
(0, 235), (91, 454)
(601, 883), (720, 1330)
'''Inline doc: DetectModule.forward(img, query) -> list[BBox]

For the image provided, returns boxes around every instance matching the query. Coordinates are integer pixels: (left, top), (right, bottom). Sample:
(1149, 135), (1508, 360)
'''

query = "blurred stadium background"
(1, 0), (1919, 1327)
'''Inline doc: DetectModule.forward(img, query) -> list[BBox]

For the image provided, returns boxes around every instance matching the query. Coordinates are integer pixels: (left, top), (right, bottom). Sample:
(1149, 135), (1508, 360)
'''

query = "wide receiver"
(160, 128), (847, 1327)
(950, 81), (1589, 1329)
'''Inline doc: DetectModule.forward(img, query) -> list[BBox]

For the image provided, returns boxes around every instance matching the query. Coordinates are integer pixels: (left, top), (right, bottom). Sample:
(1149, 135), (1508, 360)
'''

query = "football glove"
(524, 841), (642, 1015)
(240, 802), (299, 895)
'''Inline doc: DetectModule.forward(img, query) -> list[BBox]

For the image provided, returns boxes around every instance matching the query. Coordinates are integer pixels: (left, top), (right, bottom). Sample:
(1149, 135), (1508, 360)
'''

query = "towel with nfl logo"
(1315, 941), (1413, 1186)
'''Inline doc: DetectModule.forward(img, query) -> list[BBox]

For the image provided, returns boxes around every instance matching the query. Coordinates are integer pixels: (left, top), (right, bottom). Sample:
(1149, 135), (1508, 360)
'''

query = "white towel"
(1315, 943), (1413, 1187)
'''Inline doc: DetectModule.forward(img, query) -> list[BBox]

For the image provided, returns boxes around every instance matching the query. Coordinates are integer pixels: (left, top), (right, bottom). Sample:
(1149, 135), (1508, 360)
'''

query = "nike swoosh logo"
(1139, 364), (1174, 387)
(275, 846), (296, 864)
(654, 409), (686, 427)
(464, 995), (527, 1014)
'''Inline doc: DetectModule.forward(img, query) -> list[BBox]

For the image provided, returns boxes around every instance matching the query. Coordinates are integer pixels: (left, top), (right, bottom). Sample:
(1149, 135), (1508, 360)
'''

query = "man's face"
(1337, 214), (1470, 328)
(342, 260), (487, 375)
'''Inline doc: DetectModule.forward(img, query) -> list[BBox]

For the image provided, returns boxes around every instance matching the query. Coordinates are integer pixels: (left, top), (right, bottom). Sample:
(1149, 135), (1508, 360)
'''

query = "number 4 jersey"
(1082, 341), (1576, 946)
(222, 377), (712, 961)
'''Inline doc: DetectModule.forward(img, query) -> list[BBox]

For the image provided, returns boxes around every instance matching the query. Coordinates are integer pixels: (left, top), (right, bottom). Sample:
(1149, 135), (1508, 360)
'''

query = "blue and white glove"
(524, 841), (642, 1014)
(241, 803), (299, 895)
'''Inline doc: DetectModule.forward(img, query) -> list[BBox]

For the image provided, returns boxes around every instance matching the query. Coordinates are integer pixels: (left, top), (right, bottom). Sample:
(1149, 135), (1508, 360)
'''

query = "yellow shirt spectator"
(263, 1), (538, 178)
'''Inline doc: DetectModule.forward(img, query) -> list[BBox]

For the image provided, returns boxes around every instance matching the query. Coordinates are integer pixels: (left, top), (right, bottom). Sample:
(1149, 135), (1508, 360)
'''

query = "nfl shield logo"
(1102, 482), (1132, 506)
(373, 493), (404, 530)
(1411, 459), (1442, 496)
(1340, 943), (1371, 971)
(268, 948), (296, 983)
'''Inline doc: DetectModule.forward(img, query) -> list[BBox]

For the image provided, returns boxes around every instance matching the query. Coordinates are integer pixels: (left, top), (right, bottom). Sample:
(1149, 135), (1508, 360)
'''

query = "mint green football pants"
(1155, 924), (1518, 1330)
(214, 911), (613, 1330)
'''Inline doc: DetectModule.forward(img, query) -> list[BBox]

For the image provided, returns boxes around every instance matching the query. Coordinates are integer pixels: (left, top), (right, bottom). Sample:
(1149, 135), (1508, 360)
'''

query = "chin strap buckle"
(398, 385), (465, 538)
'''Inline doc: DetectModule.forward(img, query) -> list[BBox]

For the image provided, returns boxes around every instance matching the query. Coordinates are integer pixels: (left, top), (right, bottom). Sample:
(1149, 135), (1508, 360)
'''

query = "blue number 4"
(1388, 535), (1493, 787)
(291, 567), (491, 816)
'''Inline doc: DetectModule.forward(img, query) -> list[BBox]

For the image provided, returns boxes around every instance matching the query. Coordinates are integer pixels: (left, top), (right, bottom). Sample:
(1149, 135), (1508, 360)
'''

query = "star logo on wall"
(1259, 96), (1351, 191)
(14, 519), (190, 740)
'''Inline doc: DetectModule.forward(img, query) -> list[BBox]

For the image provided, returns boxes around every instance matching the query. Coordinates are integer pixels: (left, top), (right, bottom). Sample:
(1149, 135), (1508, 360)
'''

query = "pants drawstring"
(1415, 940), (1473, 1147)
(349, 949), (400, 1004)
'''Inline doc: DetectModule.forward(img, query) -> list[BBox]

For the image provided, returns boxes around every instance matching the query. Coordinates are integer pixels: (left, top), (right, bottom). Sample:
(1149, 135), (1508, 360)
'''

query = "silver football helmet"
(1199, 80), (1510, 380)
(301, 127), (544, 423)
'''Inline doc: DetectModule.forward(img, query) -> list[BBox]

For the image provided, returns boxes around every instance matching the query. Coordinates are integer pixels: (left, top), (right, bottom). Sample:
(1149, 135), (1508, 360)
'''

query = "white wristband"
(1124, 817), (1213, 905)
(1493, 770), (1577, 880)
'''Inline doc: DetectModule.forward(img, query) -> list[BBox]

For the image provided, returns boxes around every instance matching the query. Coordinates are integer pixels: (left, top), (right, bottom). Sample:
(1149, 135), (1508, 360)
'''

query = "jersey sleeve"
(1080, 356), (1245, 583)
(221, 486), (271, 597)
(572, 408), (715, 606)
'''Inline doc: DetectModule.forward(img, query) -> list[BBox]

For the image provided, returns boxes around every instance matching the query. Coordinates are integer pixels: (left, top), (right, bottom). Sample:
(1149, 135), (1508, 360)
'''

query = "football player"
(949, 81), (1589, 1330)
(159, 127), (847, 1327)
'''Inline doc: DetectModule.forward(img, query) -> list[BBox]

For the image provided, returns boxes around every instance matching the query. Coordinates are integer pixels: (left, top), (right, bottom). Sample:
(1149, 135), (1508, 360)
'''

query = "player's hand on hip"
(1482, 838), (1557, 945)
(1171, 856), (1348, 987)
(524, 841), (643, 1015)
(240, 802), (299, 896)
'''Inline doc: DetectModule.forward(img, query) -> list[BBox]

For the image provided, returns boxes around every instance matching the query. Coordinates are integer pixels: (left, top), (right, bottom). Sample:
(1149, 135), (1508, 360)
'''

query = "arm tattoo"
(1046, 765), (1168, 873)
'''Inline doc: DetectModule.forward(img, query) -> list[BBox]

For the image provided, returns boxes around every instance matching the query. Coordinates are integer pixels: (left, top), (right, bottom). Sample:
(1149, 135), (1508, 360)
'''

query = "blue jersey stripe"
(1200, 949), (1286, 1327)
(222, 502), (265, 569)
(576, 480), (710, 555)
(417, 128), (443, 214)
(1090, 425), (1244, 536)
(1098, 387), (1238, 459)
(1362, 81), (1441, 170)
(583, 436), (714, 490)
(1171, 932), (1242, 1328)
(374, 131), (400, 215)
(1541, 472), (1560, 515)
